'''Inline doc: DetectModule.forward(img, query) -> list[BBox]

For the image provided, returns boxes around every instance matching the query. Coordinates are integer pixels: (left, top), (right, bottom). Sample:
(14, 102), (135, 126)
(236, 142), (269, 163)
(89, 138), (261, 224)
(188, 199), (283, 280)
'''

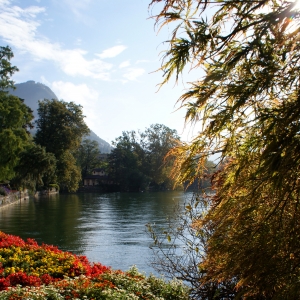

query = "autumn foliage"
(149, 0), (300, 298)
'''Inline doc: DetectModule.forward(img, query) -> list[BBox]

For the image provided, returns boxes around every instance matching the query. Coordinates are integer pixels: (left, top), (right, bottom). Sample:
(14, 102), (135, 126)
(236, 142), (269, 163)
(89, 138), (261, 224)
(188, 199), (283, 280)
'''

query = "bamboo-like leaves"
(150, 0), (300, 297)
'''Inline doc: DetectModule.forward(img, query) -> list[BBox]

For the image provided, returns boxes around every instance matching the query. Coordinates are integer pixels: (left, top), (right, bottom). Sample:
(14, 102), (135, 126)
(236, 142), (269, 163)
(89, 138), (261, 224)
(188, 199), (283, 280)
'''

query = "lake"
(0, 191), (192, 275)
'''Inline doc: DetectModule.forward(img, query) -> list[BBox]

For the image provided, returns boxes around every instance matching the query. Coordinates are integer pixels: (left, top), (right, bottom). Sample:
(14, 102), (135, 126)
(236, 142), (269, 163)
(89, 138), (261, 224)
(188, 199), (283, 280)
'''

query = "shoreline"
(0, 189), (59, 209)
(0, 190), (29, 209)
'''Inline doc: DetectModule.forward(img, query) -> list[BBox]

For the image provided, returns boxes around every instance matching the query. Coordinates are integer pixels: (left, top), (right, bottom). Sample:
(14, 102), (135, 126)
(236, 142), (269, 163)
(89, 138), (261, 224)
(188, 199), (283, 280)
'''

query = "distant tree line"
(107, 124), (181, 192)
(1, 46), (213, 194)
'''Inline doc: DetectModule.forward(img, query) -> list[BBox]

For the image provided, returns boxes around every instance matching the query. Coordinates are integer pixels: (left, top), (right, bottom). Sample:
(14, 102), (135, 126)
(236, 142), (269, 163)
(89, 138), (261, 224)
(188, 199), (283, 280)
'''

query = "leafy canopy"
(35, 99), (89, 192)
(108, 124), (180, 192)
(150, 0), (300, 298)
(75, 139), (102, 180)
(12, 144), (56, 190)
(0, 46), (18, 91)
(0, 46), (33, 182)
(35, 99), (90, 156)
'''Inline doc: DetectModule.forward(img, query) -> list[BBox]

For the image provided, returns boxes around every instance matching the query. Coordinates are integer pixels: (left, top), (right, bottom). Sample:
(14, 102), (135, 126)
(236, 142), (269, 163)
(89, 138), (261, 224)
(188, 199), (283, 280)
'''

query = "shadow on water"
(0, 191), (192, 275)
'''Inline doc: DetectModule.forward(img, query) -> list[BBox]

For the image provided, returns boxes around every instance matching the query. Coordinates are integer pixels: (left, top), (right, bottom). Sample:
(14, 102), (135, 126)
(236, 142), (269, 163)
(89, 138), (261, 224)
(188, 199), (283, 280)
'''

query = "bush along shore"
(0, 232), (189, 299)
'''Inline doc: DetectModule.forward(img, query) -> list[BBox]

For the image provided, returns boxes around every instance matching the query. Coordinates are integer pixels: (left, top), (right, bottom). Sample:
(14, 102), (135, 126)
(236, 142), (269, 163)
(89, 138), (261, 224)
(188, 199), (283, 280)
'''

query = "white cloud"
(40, 75), (51, 86)
(123, 68), (145, 81)
(0, 0), (10, 7)
(58, 49), (112, 80)
(97, 45), (127, 59)
(0, 1), (113, 80)
(119, 60), (130, 68)
(52, 81), (98, 106)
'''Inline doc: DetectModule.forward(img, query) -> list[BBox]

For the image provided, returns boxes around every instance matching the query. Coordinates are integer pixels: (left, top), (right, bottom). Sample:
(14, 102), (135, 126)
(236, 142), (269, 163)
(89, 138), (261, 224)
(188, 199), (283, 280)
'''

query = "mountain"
(8, 80), (112, 153)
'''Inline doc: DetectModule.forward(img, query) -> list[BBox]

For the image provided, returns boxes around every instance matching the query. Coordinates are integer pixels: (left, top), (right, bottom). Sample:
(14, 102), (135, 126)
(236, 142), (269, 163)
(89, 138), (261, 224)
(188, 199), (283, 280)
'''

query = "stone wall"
(0, 190), (29, 208)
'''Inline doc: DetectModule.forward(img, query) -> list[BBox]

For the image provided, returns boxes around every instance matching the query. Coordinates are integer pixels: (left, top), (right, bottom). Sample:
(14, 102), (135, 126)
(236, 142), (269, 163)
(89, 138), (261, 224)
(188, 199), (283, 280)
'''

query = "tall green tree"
(150, 0), (300, 298)
(142, 124), (180, 189)
(12, 144), (56, 190)
(35, 99), (89, 192)
(0, 46), (18, 91)
(108, 124), (180, 192)
(35, 99), (89, 156)
(109, 131), (148, 192)
(0, 46), (33, 182)
(56, 150), (82, 192)
(75, 139), (102, 180)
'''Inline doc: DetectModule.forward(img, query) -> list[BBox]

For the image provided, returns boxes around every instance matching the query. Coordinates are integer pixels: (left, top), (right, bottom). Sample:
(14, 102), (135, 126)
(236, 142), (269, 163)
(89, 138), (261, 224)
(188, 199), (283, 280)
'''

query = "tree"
(35, 99), (90, 156)
(56, 150), (82, 192)
(0, 46), (33, 182)
(147, 194), (237, 300)
(149, 0), (300, 298)
(0, 46), (18, 91)
(12, 144), (56, 190)
(184, 159), (216, 190)
(35, 99), (90, 192)
(108, 124), (181, 192)
(75, 139), (102, 180)
(0, 95), (34, 182)
(108, 131), (148, 192)
(142, 124), (180, 189)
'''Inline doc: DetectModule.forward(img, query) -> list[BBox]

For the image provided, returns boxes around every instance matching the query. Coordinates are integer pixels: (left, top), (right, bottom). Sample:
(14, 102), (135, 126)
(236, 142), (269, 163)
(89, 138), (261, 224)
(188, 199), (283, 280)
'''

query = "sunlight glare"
(293, 0), (300, 11)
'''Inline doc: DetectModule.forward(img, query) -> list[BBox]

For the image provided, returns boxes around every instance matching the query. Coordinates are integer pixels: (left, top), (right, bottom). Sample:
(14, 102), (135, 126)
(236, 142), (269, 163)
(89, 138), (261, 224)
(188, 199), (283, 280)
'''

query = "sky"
(0, 0), (199, 145)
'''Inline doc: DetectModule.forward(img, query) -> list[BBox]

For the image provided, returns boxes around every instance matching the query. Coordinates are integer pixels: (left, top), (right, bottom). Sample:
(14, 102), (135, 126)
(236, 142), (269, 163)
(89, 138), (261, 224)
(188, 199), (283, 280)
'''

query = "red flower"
(0, 231), (111, 291)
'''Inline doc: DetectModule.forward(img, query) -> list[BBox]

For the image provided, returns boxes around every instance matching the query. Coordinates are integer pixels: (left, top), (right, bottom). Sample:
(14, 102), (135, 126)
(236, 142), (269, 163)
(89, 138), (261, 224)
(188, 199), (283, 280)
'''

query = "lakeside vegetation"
(147, 0), (300, 298)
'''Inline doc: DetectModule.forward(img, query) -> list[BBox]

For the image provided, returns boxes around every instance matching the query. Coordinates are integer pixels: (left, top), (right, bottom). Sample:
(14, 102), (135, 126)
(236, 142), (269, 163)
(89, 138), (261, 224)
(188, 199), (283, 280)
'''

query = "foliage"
(0, 232), (189, 300)
(109, 130), (149, 192)
(0, 94), (34, 181)
(183, 159), (216, 191)
(75, 138), (102, 180)
(0, 46), (34, 182)
(0, 46), (18, 91)
(142, 124), (180, 189)
(35, 99), (89, 157)
(56, 150), (82, 192)
(0, 270), (189, 300)
(12, 144), (56, 191)
(35, 99), (90, 192)
(108, 124), (181, 192)
(147, 193), (237, 299)
(149, 0), (300, 298)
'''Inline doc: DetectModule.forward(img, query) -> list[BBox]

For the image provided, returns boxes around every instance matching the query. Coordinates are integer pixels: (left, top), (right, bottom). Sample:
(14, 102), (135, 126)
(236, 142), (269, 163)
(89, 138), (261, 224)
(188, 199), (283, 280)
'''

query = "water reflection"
(0, 191), (192, 274)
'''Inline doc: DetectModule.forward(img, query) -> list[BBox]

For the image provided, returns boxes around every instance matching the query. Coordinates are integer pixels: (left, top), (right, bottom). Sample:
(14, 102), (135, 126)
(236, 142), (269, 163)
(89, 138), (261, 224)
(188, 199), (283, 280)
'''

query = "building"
(83, 168), (113, 186)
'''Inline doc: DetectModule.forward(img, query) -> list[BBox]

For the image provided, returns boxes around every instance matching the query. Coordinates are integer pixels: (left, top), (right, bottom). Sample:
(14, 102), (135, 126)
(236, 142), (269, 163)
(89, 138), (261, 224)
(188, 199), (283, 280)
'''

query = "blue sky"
(0, 0), (197, 144)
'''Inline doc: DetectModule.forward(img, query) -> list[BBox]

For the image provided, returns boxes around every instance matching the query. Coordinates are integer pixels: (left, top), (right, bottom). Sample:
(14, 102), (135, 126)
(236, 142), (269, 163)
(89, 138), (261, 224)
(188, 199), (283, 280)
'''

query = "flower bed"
(0, 232), (189, 299)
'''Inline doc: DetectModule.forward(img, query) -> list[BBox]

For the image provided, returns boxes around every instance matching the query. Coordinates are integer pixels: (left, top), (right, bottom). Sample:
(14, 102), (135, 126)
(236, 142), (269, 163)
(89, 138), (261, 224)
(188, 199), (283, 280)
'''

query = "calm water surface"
(0, 191), (192, 275)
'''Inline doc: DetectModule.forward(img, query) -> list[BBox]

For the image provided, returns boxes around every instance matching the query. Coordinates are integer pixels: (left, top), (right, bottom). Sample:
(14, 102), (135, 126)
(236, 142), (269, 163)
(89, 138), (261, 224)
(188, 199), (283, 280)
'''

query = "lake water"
(0, 191), (192, 275)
